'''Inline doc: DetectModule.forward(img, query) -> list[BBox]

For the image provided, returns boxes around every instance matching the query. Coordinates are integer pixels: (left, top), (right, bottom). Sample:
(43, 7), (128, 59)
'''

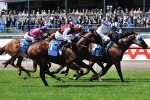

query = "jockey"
(24, 26), (47, 42)
(55, 24), (82, 50)
(111, 22), (133, 41)
(96, 20), (112, 42)
(96, 20), (112, 49)
(111, 22), (121, 41)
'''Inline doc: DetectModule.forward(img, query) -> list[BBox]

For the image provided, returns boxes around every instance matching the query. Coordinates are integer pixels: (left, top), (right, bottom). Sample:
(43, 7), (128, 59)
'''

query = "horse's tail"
(2, 52), (22, 68)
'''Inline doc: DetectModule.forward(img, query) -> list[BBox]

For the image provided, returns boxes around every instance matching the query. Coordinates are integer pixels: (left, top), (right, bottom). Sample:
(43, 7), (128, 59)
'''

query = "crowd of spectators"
(0, 6), (150, 33)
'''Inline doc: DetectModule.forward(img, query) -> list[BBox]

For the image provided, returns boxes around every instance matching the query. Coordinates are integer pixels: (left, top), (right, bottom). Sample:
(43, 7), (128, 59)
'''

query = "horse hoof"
(23, 77), (27, 79)
(98, 77), (102, 82)
(69, 76), (75, 80)
(28, 73), (31, 77)
(61, 80), (65, 83)
(121, 80), (125, 82)
(18, 72), (21, 76)
(90, 76), (98, 81)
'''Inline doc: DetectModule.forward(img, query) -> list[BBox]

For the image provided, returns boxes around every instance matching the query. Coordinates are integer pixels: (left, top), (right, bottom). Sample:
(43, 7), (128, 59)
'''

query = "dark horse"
(3, 29), (103, 86)
(58, 31), (148, 82)
(76, 31), (148, 81)
(0, 29), (56, 76)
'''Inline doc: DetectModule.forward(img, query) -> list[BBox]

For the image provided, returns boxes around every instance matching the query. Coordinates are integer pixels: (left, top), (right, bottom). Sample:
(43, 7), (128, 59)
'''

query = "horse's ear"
(89, 28), (94, 33)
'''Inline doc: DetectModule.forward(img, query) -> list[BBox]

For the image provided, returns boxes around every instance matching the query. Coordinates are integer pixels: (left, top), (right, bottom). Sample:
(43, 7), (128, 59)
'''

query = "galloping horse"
(60, 31), (148, 82)
(53, 30), (131, 76)
(0, 29), (56, 76)
(97, 32), (148, 81)
(3, 29), (103, 86)
(83, 31), (148, 81)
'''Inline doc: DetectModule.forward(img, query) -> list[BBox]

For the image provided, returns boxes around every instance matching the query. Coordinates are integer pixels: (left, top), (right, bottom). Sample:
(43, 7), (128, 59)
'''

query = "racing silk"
(96, 21), (111, 42)
(113, 31), (120, 40)
(96, 21), (111, 35)
(58, 24), (74, 34)
(28, 28), (43, 38)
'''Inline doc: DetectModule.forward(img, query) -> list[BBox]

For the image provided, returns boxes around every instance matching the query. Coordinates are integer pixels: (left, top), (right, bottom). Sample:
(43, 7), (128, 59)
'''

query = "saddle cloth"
(91, 44), (104, 56)
(18, 39), (31, 51)
(48, 39), (59, 56)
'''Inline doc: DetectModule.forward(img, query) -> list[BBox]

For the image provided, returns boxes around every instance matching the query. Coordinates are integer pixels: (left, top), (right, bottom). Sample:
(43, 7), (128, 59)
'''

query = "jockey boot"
(58, 41), (68, 51)
(102, 41), (110, 54)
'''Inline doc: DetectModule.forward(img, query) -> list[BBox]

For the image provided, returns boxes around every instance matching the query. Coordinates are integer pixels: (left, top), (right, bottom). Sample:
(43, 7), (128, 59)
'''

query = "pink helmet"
(74, 24), (82, 30)
(40, 26), (47, 30)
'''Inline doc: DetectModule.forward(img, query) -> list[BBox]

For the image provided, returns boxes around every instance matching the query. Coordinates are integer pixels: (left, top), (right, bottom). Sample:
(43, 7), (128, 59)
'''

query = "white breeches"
(24, 32), (34, 41)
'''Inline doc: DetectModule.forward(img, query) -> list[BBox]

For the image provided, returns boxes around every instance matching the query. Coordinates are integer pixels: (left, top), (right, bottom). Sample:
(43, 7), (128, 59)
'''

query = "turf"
(0, 70), (150, 100)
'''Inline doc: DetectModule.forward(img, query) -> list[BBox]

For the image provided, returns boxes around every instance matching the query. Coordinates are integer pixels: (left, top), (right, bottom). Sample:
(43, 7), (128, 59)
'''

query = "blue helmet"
(111, 22), (120, 29)
(102, 20), (111, 26)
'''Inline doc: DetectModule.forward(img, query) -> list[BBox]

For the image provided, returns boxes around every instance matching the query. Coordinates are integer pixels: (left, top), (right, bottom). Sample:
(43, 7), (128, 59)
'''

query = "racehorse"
(97, 32), (148, 81)
(0, 29), (56, 76)
(3, 29), (103, 86)
(52, 30), (132, 75)
(80, 31), (148, 81)
(58, 31), (148, 82)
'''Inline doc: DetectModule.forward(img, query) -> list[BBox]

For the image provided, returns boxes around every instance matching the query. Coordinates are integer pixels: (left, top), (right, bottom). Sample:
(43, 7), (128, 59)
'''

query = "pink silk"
(28, 28), (43, 37)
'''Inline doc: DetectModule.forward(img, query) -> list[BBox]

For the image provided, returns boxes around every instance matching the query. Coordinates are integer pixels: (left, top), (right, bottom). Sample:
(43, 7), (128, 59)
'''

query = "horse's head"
(127, 32), (148, 49)
(45, 29), (57, 41)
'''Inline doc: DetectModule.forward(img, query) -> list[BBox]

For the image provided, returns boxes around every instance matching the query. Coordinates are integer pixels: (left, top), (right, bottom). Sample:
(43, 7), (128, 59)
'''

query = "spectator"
(5, 14), (12, 28)
(11, 16), (16, 26)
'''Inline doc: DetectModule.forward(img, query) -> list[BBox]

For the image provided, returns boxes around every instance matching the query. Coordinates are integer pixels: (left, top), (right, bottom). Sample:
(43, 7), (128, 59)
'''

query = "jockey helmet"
(40, 26), (47, 31)
(74, 24), (82, 30)
(102, 20), (111, 26)
(111, 22), (120, 29)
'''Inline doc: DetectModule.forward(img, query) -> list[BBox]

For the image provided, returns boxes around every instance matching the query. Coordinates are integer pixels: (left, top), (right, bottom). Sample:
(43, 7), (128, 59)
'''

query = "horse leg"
(75, 61), (101, 81)
(43, 62), (65, 86)
(40, 61), (65, 86)
(60, 66), (69, 76)
(114, 62), (124, 82)
(72, 64), (83, 80)
(16, 57), (31, 77)
(61, 62), (80, 76)
(9, 58), (22, 75)
(51, 65), (65, 74)
(45, 67), (65, 84)
(99, 63), (113, 76)
(90, 61), (105, 80)
(82, 60), (95, 76)
(39, 65), (49, 86)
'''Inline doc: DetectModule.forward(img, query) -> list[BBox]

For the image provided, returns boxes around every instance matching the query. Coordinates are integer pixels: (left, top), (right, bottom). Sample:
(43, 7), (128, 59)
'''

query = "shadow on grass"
(52, 84), (129, 88)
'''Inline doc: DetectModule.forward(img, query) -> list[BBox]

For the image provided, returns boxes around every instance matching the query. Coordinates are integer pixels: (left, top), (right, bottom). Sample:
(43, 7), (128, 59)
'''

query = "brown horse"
(60, 31), (148, 82)
(83, 31), (148, 81)
(53, 30), (130, 76)
(0, 29), (56, 76)
(3, 29), (103, 86)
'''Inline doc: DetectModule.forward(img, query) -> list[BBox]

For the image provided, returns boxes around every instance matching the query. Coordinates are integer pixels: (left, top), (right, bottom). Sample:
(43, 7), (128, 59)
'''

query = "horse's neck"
(45, 33), (56, 41)
(118, 38), (133, 53)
